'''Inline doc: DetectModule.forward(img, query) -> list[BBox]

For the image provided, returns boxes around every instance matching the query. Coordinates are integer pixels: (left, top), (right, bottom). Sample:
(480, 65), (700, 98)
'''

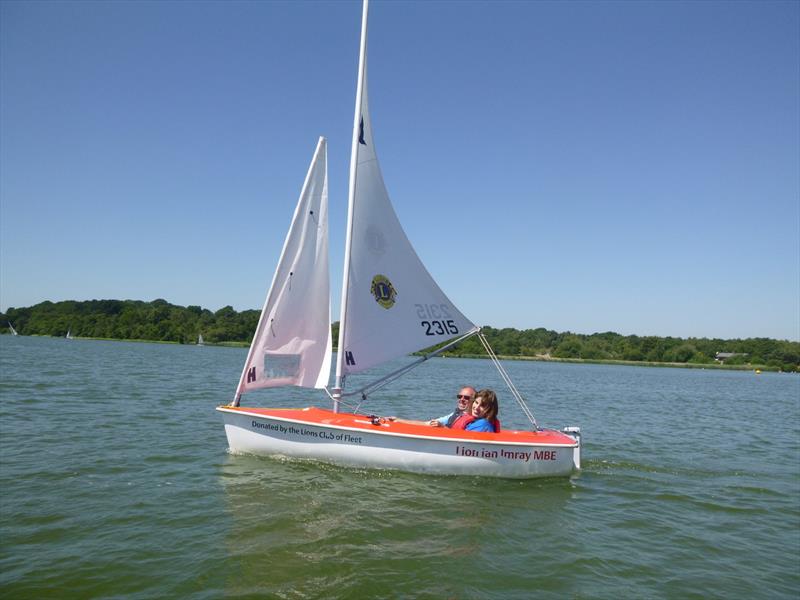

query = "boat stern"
(562, 426), (582, 470)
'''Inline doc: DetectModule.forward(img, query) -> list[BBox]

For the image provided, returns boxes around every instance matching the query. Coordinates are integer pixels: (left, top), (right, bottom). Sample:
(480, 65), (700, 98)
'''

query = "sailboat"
(66, 328), (73, 340)
(8, 323), (18, 336)
(198, 334), (204, 346)
(217, 0), (581, 478)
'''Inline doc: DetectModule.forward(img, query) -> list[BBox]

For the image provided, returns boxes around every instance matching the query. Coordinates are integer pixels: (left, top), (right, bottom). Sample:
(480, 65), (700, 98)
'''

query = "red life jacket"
(445, 408), (465, 427)
(450, 414), (475, 430)
(451, 414), (501, 432)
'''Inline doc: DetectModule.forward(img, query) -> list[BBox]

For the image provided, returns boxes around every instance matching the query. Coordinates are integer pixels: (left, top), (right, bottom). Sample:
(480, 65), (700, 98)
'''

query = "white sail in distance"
(236, 137), (332, 398)
(338, 77), (475, 376)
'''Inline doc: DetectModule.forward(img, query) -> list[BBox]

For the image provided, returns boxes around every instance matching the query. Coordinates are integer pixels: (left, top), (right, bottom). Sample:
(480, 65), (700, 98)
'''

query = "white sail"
(198, 334), (204, 346)
(8, 323), (17, 336)
(337, 74), (475, 377)
(235, 137), (332, 398)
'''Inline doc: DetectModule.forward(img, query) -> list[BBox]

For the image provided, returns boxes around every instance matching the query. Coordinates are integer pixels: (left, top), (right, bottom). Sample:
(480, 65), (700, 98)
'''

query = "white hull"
(218, 407), (579, 479)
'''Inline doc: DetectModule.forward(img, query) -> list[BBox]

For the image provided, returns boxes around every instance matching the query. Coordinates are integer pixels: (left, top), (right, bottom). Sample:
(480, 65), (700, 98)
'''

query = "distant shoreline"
(439, 352), (788, 372)
(3, 299), (796, 371)
(5, 334), (787, 372)
(1, 334), (250, 348)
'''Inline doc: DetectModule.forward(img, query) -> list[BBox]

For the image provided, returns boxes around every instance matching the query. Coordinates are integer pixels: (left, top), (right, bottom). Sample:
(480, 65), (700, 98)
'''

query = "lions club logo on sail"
(370, 275), (396, 309)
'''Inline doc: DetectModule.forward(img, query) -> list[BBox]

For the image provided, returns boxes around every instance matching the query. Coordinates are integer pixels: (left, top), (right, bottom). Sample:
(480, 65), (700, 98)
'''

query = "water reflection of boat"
(217, 453), (573, 595)
(216, 0), (580, 478)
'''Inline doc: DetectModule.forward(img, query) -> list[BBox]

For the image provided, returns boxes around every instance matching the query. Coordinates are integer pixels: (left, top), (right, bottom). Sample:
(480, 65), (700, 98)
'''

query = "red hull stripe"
(221, 406), (577, 447)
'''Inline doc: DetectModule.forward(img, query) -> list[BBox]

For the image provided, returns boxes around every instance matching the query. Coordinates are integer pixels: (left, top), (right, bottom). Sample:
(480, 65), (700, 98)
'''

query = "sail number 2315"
(416, 303), (459, 336)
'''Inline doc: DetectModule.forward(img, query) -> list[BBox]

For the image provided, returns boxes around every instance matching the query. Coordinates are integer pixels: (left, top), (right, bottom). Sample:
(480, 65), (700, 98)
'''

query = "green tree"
(553, 335), (583, 359)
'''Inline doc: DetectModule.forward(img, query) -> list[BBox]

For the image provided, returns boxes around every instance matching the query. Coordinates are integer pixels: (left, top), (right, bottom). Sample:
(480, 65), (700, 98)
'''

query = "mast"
(333, 0), (369, 413)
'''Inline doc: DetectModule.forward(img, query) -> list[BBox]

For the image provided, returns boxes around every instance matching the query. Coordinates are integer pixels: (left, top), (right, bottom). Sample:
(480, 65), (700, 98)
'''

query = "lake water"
(1, 336), (798, 599)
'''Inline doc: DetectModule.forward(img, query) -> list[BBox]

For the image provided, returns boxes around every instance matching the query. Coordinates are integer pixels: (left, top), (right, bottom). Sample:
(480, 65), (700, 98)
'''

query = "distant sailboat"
(8, 323), (18, 336)
(216, 0), (581, 479)
(66, 328), (73, 340)
(198, 334), (204, 346)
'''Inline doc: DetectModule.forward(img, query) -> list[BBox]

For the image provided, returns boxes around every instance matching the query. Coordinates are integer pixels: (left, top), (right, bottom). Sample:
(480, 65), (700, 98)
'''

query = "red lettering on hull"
(533, 450), (556, 461)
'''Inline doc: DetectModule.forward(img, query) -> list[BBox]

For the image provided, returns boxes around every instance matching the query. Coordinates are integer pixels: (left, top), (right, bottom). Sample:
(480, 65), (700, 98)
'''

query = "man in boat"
(428, 386), (475, 428)
(386, 386), (475, 428)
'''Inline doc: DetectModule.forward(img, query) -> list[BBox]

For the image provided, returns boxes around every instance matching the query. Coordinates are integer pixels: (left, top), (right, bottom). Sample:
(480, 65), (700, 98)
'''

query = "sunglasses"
(456, 394), (473, 400)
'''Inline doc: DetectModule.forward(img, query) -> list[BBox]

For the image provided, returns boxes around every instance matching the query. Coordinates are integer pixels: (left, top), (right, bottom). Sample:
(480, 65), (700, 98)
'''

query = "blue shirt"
(434, 412), (454, 426)
(465, 418), (495, 432)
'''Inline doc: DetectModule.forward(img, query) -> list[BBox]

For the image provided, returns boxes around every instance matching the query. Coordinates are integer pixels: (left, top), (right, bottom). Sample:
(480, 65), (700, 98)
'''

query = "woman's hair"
(473, 389), (498, 421)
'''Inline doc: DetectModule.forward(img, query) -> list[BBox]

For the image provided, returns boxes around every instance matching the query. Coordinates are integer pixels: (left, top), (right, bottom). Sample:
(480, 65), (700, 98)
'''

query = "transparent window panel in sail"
(263, 353), (302, 386)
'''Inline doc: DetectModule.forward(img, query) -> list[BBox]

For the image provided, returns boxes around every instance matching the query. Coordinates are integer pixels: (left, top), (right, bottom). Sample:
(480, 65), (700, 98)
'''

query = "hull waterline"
(217, 406), (580, 479)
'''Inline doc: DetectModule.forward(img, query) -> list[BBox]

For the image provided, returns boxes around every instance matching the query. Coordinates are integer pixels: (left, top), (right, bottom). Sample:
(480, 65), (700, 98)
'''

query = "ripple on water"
(1, 338), (798, 599)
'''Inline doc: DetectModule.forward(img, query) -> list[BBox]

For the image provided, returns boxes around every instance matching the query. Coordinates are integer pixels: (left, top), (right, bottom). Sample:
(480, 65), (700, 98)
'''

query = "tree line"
(442, 326), (799, 371)
(2, 299), (798, 371)
(1, 299), (258, 345)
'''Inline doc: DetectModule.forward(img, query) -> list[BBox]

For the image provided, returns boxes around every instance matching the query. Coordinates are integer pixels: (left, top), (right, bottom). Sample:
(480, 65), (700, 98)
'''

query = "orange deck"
(223, 406), (577, 446)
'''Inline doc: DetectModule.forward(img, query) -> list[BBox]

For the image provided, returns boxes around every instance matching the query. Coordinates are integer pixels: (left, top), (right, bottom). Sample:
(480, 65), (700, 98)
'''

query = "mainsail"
(235, 137), (332, 400)
(336, 57), (475, 378)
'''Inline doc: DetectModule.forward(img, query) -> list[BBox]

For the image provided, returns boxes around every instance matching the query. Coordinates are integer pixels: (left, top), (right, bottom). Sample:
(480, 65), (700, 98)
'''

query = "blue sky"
(1, 0), (798, 341)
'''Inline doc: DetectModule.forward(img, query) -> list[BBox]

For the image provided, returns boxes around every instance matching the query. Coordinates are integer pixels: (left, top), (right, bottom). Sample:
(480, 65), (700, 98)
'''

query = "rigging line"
(352, 394), (369, 414)
(494, 348), (529, 417)
(478, 333), (539, 430)
(348, 327), (481, 411)
(480, 335), (535, 427)
(323, 385), (360, 412)
(478, 333), (526, 410)
(353, 359), (424, 403)
(481, 334), (537, 428)
(340, 327), (482, 404)
(482, 334), (536, 426)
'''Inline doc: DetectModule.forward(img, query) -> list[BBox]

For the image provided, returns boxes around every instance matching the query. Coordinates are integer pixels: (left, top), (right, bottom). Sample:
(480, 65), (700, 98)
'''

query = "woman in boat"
(451, 389), (500, 433)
